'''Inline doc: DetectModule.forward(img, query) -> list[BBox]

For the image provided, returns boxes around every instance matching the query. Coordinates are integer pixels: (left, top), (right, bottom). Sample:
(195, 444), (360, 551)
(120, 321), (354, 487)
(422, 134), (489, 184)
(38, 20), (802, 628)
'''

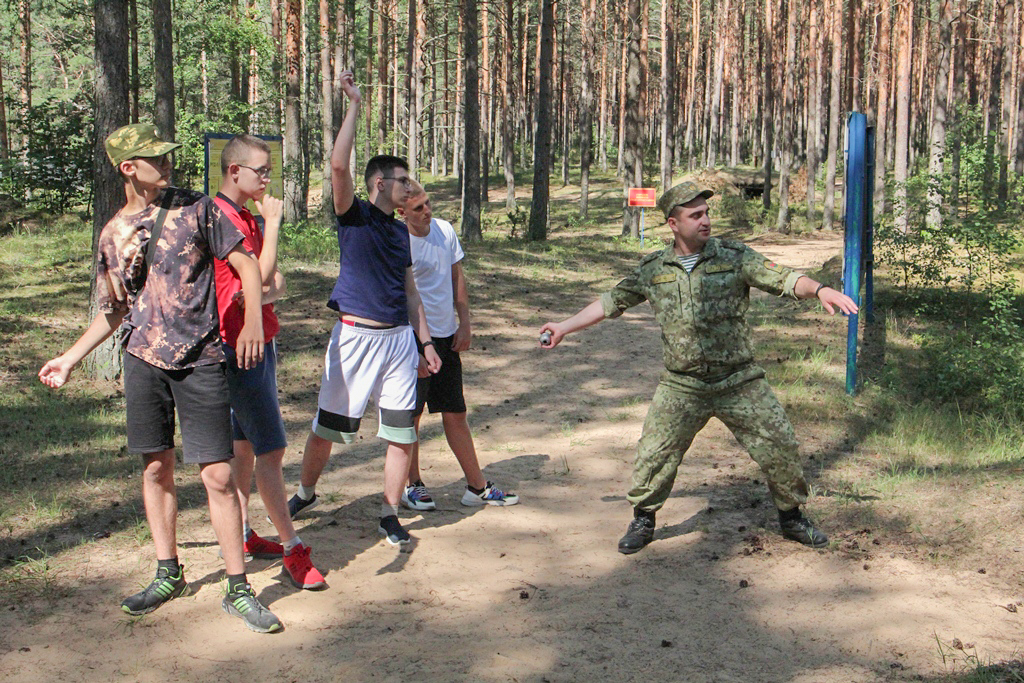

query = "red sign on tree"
(628, 188), (657, 207)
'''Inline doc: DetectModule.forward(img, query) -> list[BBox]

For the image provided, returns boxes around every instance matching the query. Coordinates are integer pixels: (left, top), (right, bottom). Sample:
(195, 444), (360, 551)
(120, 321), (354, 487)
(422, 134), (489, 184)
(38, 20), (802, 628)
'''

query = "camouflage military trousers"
(627, 366), (809, 513)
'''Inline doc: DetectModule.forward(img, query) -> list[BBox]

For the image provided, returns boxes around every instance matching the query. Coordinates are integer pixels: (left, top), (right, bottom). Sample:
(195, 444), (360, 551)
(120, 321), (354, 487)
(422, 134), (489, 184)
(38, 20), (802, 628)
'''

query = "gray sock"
(381, 502), (399, 518)
(298, 484), (315, 501)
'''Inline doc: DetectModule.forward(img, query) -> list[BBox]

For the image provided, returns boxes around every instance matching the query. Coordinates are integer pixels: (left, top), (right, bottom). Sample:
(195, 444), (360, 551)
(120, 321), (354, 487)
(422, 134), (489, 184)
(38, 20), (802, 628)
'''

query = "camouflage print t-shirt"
(600, 237), (805, 378)
(95, 187), (245, 370)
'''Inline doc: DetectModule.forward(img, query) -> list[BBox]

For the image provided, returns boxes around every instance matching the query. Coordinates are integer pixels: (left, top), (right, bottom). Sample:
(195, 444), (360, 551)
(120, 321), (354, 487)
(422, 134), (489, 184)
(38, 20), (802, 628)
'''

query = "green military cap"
(105, 123), (182, 166)
(657, 181), (715, 220)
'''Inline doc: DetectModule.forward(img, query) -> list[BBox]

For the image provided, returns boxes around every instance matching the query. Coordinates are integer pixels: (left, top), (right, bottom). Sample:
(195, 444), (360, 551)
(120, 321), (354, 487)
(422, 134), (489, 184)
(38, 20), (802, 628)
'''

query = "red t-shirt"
(213, 194), (280, 347)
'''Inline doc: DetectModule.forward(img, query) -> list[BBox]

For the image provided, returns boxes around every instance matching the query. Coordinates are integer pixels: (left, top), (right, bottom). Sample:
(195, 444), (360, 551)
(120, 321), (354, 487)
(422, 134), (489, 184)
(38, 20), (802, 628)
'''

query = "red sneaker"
(244, 531), (284, 560)
(283, 544), (327, 590)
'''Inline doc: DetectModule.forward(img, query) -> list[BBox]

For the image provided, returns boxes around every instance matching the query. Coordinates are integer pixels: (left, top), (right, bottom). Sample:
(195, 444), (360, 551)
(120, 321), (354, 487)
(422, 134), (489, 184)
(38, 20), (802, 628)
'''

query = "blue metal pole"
(864, 126), (875, 325)
(843, 112), (867, 395)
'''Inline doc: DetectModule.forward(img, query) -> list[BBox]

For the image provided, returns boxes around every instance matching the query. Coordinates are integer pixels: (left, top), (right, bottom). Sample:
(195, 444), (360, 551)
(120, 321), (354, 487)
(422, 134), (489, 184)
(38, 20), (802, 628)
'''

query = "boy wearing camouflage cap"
(38, 123), (283, 632)
(539, 181), (858, 554)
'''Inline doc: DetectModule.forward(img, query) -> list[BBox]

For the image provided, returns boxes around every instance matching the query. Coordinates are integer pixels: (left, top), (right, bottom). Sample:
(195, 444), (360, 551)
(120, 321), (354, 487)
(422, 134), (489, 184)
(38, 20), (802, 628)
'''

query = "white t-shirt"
(409, 217), (465, 338)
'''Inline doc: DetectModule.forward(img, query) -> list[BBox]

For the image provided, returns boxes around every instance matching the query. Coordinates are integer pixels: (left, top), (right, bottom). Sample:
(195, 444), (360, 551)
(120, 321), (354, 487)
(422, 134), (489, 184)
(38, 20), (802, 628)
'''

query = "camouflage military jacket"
(95, 188), (245, 370)
(600, 237), (804, 378)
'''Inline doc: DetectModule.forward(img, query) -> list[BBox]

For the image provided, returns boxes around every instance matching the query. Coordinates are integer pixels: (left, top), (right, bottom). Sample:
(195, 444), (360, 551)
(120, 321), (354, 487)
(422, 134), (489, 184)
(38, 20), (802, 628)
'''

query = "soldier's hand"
(539, 323), (564, 349)
(817, 287), (859, 316)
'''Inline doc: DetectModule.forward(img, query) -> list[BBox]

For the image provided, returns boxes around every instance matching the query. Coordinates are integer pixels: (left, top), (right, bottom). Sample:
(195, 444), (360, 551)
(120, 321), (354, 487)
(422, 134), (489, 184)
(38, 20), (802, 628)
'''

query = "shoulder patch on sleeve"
(763, 260), (787, 273)
(640, 250), (663, 265)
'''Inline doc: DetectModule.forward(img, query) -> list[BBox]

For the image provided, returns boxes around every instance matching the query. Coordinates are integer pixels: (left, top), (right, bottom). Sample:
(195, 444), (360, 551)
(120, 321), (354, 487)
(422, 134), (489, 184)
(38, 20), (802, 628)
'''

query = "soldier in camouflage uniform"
(540, 181), (858, 554)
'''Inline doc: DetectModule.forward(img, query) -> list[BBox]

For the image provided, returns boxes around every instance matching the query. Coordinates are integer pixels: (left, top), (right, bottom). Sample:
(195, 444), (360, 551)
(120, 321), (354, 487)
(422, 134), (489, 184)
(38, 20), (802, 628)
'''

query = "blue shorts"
(224, 340), (288, 457)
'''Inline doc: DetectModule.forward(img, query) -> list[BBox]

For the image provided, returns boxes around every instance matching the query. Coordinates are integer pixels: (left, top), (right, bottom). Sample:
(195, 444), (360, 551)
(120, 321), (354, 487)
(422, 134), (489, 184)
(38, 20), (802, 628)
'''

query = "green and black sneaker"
(121, 564), (190, 616)
(222, 584), (283, 634)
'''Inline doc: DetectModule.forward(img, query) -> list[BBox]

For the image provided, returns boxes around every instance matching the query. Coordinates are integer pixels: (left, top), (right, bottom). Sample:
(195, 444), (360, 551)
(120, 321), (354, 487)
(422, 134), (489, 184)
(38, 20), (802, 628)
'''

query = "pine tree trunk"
(893, 0), (914, 234)
(462, 0), (483, 242)
(271, 0), (282, 128)
(684, 0), (700, 165)
(776, 0), (797, 232)
(621, 0), (643, 238)
(707, 0), (730, 168)
(87, 0), (130, 381)
(19, 0), (30, 150)
(580, 0), (597, 216)
(503, 0), (516, 207)
(152, 0), (174, 140)
(660, 0), (675, 189)
(927, 0), (952, 228)
(0, 53), (9, 159)
(320, 0), (333, 222)
(599, 0), (609, 172)
(822, 0), (843, 230)
(872, 0), (892, 218)
(762, 0), (775, 209)
(806, 2), (819, 218)
(130, 0), (139, 123)
(284, 0), (303, 222)
(481, 0), (491, 202)
(950, 0), (966, 205)
(406, 0), (418, 168)
(998, 0), (1014, 208)
(528, 0), (555, 240)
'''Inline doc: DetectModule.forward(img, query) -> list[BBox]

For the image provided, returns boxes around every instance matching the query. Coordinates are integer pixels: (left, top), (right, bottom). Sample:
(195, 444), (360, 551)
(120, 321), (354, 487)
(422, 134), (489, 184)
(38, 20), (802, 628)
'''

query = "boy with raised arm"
(287, 71), (442, 545)
(213, 134), (326, 590)
(39, 124), (282, 632)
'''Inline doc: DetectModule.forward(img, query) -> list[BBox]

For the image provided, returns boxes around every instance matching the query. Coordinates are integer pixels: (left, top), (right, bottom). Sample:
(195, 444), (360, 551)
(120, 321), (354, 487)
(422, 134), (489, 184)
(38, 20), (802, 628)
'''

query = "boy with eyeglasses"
(287, 71), (442, 546)
(213, 134), (326, 590)
(38, 123), (283, 632)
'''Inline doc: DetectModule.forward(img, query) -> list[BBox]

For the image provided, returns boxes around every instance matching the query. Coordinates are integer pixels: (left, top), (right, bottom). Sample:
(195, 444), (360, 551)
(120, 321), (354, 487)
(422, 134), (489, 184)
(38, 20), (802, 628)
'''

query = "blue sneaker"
(461, 481), (519, 507)
(378, 515), (411, 545)
(401, 481), (436, 511)
(287, 493), (319, 520)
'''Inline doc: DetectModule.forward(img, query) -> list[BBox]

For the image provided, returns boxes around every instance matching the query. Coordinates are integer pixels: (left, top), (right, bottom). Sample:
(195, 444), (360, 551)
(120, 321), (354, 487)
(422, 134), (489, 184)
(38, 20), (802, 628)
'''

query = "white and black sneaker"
(401, 481), (436, 511)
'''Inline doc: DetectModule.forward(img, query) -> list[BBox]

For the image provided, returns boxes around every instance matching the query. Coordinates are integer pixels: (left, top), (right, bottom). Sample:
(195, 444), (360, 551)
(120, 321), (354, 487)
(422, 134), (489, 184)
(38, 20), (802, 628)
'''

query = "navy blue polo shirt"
(327, 198), (412, 326)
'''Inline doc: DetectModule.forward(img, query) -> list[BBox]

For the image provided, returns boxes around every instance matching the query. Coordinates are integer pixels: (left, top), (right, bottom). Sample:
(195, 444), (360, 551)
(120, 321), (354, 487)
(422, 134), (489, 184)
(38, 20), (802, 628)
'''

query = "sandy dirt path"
(0, 232), (1019, 683)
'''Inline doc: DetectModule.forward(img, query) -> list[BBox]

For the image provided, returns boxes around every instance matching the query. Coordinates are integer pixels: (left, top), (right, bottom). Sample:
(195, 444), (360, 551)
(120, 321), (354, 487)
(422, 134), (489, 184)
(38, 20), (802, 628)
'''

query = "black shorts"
(415, 335), (467, 416)
(124, 352), (233, 464)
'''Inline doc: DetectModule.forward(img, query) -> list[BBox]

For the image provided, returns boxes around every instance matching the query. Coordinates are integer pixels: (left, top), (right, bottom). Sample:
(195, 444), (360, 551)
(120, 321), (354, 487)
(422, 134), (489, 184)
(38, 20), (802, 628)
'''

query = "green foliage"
(279, 219), (336, 262)
(875, 104), (1024, 420)
(1, 98), (93, 216)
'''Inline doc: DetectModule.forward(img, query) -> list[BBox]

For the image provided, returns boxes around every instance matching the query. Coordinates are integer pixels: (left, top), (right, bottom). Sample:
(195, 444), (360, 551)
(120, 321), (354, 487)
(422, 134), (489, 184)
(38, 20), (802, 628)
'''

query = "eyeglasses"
(134, 153), (172, 167)
(238, 164), (272, 179)
(381, 175), (413, 189)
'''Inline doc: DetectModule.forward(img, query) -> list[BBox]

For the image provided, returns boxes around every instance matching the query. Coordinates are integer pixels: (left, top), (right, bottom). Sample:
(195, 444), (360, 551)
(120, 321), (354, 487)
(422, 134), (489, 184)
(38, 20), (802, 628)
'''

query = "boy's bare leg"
(407, 415), (424, 484)
(441, 411), (487, 490)
(384, 441), (413, 506)
(231, 440), (256, 530)
(199, 460), (246, 575)
(255, 448), (299, 542)
(300, 431), (333, 489)
(142, 449), (179, 560)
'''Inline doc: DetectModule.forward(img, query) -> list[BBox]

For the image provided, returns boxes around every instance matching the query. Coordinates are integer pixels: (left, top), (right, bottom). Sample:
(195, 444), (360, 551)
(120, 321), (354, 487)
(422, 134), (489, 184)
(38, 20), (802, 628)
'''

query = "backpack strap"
(145, 189), (174, 271)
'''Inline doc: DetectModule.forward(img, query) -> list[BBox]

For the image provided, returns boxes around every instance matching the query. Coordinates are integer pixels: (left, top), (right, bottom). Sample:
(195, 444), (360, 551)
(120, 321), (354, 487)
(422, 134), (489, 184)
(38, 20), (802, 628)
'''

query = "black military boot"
(778, 507), (829, 548)
(617, 509), (656, 554)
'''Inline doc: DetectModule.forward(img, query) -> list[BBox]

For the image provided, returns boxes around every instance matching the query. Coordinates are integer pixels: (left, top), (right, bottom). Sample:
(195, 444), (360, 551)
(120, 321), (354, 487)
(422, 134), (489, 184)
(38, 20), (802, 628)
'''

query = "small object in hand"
(539, 331), (552, 346)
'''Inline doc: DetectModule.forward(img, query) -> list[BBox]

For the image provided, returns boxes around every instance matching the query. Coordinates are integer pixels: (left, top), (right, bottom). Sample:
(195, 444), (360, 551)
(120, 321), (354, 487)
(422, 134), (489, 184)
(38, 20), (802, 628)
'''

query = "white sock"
(298, 484), (315, 501)
(283, 536), (302, 554)
(381, 502), (399, 518)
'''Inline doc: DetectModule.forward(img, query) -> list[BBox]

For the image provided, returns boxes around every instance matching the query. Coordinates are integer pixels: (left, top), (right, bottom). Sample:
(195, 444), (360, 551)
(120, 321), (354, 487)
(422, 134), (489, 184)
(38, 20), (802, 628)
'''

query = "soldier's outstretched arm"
(539, 299), (606, 349)
(793, 276), (859, 315)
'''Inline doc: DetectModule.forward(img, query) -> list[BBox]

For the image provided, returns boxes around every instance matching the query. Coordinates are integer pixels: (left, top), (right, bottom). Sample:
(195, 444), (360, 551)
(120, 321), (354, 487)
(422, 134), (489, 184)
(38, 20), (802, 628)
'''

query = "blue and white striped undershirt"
(677, 253), (701, 272)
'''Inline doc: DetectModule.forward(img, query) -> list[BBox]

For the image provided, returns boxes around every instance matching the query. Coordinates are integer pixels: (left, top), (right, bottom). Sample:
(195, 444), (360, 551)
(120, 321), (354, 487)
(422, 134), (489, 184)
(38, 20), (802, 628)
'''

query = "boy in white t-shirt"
(398, 181), (519, 510)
